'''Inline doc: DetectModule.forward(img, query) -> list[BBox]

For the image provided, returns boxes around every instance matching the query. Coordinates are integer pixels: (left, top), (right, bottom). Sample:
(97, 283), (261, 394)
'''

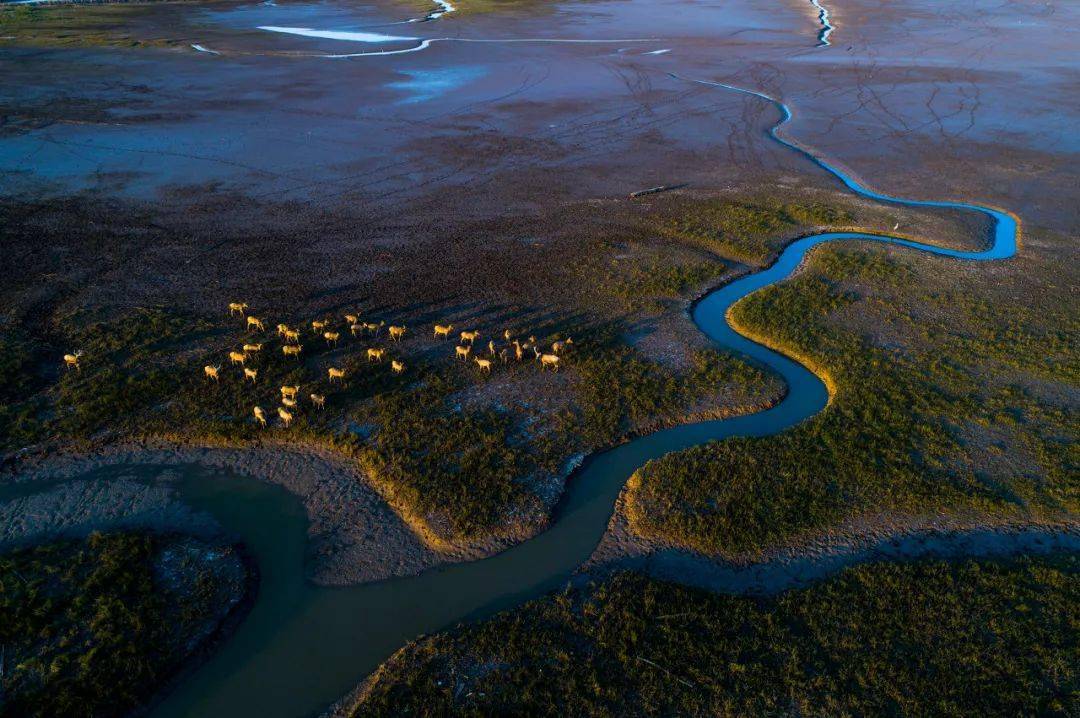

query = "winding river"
(145, 73), (1018, 717)
(7, 77), (1018, 718)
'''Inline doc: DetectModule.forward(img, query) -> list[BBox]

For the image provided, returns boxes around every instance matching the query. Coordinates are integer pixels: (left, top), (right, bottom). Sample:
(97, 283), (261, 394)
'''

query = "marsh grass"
(598, 259), (728, 311)
(0, 5), (44, 25)
(0, 532), (245, 718)
(571, 343), (772, 446)
(0, 4), (179, 50)
(628, 245), (1078, 556)
(356, 371), (559, 537)
(355, 555), (1079, 717)
(652, 198), (855, 266)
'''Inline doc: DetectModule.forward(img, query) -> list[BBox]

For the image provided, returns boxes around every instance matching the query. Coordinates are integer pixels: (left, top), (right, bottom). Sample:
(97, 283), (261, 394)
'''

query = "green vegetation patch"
(596, 258), (728, 311)
(653, 197), (854, 266)
(55, 308), (214, 438)
(629, 245), (1078, 556)
(357, 371), (559, 537)
(0, 5), (46, 26)
(0, 4), (179, 50)
(0, 308), (209, 451)
(355, 555), (1080, 717)
(572, 345), (772, 447)
(0, 531), (248, 718)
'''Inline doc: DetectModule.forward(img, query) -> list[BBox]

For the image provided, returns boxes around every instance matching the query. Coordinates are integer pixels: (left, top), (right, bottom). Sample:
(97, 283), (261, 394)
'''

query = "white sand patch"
(257, 26), (418, 43)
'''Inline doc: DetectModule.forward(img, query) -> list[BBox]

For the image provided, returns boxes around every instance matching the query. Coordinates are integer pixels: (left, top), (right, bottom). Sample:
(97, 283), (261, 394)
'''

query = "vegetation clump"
(654, 198), (855, 265)
(572, 344), (772, 446)
(354, 555), (1080, 717)
(591, 257), (729, 311)
(358, 372), (558, 537)
(0, 531), (249, 718)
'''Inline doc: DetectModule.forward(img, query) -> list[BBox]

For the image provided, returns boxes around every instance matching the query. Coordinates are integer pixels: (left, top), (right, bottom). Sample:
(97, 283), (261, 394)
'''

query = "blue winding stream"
(6, 78), (1018, 717)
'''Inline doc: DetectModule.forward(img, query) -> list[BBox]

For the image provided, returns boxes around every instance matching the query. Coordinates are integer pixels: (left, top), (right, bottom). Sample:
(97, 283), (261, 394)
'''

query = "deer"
(277, 323), (290, 337)
(253, 405), (267, 427)
(281, 396), (297, 408)
(539, 353), (560, 372)
(391, 360), (405, 375)
(229, 302), (248, 316)
(504, 329), (513, 342)
(367, 348), (386, 363)
(455, 345), (471, 361)
(323, 331), (340, 347)
(434, 324), (453, 339)
(204, 365), (221, 381)
(488, 339), (497, 357)
(312, 319), (328, 333)
(284, 329), (300, 343)
(475, 357), (492, 373)
(350, 323), (364, 338)
(460, 330), (480, 345)
(244, 367), (258, 383)
(229, 351), (246, 366)
(310, 393), (326, 410)
(243, 343), (263, 353)
(280, 385), (300, 400)
(63, 351), (83, 371)
(388, 325), (406, 342)
(499, 348), (509, 364)
(328, 367), (345, 382)
(552, 337), (574, 354)
(344, 314), (358, 325)
(513, 340), (524, 362)
(363, 321), (385, 336)
(246, 316), (265, 331)
(278, 407), (293, 427)
(282, 344), (302, 359)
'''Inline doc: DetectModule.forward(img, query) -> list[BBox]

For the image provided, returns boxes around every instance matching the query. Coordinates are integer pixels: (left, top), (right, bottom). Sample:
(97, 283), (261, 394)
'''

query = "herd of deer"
(63, 302), (574, 429)
(435, 325), (569, 373)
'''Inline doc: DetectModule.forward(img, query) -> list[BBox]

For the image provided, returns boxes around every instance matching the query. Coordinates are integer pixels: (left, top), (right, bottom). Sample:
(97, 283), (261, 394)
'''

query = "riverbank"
(588, 488), (1080, 594)
(1, 442), (451, 585)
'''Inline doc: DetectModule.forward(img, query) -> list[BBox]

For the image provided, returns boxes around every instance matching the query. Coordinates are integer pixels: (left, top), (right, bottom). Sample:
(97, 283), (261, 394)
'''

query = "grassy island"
(0, 532), (250, 718)
(352, 555), (1079, 717)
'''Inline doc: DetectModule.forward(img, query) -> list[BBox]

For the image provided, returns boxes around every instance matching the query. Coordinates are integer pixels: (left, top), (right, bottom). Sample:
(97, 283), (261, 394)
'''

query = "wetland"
(1, 0), (1077, 714)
